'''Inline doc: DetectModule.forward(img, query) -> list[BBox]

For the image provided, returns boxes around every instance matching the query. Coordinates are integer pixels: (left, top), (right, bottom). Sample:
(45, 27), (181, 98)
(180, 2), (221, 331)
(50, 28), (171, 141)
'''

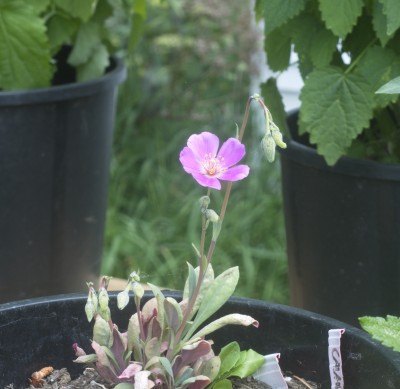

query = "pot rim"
(0, 57), (127, 106)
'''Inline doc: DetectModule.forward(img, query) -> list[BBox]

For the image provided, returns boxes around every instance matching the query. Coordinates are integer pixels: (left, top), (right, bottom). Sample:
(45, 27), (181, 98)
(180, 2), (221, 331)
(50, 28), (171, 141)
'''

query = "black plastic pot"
(280, 112), (400, 326)
(1, 292), (400, 388)
(0, 56), (126, 303)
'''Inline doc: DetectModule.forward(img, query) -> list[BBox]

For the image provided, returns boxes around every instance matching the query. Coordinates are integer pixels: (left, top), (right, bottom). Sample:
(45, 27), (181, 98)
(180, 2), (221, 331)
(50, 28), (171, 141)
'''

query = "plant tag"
(328, 329), (345, 389)
(253, 353), (288, 389)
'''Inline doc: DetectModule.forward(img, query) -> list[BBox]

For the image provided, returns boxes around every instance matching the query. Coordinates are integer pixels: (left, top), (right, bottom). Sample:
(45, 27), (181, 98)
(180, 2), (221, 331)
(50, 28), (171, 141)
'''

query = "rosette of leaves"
(257, 0), (400, 165)
(74, 267), (260, 389)
(0, 0), (146, 90)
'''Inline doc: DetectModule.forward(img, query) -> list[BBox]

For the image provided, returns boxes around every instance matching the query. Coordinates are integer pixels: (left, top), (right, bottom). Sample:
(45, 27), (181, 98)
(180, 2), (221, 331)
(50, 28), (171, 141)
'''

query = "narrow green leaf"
(376, 76), (400, 94)
(254, 0), (264, 22)
(0, 1), (52, 89)
(185, 267), (239, 340)
(263, 0), (306, 35)
(159, 357), (174, 379)
(184, 262), (197, 302)
(261, 78), (289, 135)
(299, 66), (374, 165)
(360, 315), (400, 352)
(54, 0), (97, 22)
(264, 27), (292, 72)
(379, 0), (400, 35)
(76, 44), (110, 81)
(319, 0), (364, 38)
(128, 0), (146, 51)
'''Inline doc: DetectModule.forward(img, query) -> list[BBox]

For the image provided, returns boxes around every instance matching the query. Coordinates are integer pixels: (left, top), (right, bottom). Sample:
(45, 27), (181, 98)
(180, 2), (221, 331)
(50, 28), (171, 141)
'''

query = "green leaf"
(47, 13), (79, 53)
(128, 0), (147, 51)
(355, 45), (400, 107)
(218, 342), (241, 377)
(261, 78), (289, 135)
(254, 0), (264, 22)
(184, 267), (239, 340)
(32, 0), (51, 14)
(93, 315), (112, 347)
(264, 27), (292, 72)
(213, 379), (232, 389)
(115, 384), (134, 389)
(379, 0), (400, 35)
(228, 349), (265, 378)
(299, 66), (374, 165)
(319, 0), (364, 38)
(263, 0), (306, 35)
(159, 357), (174, 379)
(0, 1), (52, 89)
(54, 0), (97, 22)
(372, 0), (393, 46)
(309, 27), (337, 68)
(360, 315), (400, 352)
(68, 21), (101, 66)
(76, 43), (110, 81)
(376, 76), (400, 94)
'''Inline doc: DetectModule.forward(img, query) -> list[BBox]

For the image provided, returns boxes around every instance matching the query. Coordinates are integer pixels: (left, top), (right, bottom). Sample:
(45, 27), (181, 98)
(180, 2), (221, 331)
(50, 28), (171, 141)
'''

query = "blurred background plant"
(103, 0), (287, 303)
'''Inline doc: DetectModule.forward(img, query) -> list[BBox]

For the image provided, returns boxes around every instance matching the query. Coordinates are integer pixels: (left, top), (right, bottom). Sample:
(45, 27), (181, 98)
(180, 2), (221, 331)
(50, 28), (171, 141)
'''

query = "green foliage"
(210, 342), (265, 389)
(104, 0), (288, 304)
(376, 76), (400, 94)
(259, 0), (400, 165)
(0, 0), (146, 90)
(359, 315), (400, 352)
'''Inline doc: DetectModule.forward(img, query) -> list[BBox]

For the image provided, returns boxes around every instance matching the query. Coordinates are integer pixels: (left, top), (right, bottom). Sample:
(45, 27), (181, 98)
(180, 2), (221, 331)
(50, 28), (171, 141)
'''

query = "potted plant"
(257, 0), (400, 325)
(0, 0), (146, 303)
(1, 95), (400, 388)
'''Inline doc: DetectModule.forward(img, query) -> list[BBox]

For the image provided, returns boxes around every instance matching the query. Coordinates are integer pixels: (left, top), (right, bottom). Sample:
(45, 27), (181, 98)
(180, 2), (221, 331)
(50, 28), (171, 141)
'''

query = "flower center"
(201, 153), (225, 176)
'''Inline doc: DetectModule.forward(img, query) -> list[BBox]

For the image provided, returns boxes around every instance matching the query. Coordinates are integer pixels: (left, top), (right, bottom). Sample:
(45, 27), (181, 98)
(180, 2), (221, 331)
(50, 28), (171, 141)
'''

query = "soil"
(11, 367), (319, 389)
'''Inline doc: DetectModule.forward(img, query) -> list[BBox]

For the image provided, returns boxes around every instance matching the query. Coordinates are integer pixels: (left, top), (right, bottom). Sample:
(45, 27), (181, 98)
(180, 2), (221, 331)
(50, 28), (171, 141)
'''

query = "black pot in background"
(0, 292), (399, 389)
(0, 56), (126, 303)
(280, 111), (400, 326)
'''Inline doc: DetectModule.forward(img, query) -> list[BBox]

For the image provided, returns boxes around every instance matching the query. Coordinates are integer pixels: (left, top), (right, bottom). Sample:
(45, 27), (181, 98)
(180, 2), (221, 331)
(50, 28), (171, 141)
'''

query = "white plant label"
(254, 353), (288, 389)
(328, 329), (345, 389)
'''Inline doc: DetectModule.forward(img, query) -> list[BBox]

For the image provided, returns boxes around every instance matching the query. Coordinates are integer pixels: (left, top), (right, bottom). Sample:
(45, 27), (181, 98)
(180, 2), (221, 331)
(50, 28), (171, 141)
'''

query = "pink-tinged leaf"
(183, 375), (211, 389)
(173, 340), (212, 374)
(118, 363), (143, 381)
(164, 297), (183, 332)
(73, 353), (97, 364)
(72, 343), (86, 357)
(111, 326), (128, 371)
(191, 314), (259, 340)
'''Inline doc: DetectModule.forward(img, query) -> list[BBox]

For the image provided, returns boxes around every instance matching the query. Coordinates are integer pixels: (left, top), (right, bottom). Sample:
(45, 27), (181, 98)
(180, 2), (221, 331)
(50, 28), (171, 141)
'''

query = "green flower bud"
(199, 196), (210, 209)
(129, 271), (141, 283)
(85, 300), (96, 322)
(98, 287), (109, 311)
(100, 306), (111, 322)
(271, 127), (287, 149)
(132, 281), (144, 299)
(205, 209), (219, 223)
(117, 290), (130, 310)
(262, 134), (276, 163)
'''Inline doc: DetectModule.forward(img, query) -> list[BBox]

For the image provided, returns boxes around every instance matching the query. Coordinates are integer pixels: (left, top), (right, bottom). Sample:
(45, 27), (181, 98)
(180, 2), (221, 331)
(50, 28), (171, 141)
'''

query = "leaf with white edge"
(379, 0), (400, 35)
(299, 66), (374, 165)
(93, 315), (112, 347)
(360, 315), (400, 352)
(228, 349), (265, 379)
(0, 1), (52, 89)
(76, 43), (110, 81)
(376, 76), (400, 94)
(261, 78), (289, 136)
(319, 0), (364, 38)
(372, 0), (393, 46)
(185, 267), (239, 340)
(54, 0), (97, 22)
(264, 27), (292, 72)
(190, 314), (259, 340)
(263, 0), (306, 35)
(118, 363), (143, 380)
(68, 22), (100, 67)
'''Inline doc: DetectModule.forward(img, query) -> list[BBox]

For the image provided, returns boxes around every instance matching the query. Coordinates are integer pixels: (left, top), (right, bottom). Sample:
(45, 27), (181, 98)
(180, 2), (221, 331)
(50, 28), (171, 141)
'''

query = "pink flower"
(179, 132), (249, 190)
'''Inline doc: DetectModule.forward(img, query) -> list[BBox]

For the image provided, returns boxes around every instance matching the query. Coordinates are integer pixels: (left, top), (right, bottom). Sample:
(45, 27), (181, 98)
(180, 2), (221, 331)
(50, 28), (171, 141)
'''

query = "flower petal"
(179, 147), (200, 174)
(187, 132), (219, 160)
(218, 164), (249, 181)
(217, 138), (246, 167)
(191, 172), (221, 190)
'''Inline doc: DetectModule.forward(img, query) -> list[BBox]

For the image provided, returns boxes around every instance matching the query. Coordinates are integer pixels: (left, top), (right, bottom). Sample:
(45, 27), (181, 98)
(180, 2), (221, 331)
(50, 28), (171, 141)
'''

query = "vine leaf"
(299, 67), (374, 165)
